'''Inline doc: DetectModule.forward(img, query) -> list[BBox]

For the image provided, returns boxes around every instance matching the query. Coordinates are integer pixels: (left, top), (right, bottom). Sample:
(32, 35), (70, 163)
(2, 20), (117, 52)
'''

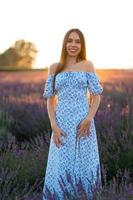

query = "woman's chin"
(67, 52), (79, 57)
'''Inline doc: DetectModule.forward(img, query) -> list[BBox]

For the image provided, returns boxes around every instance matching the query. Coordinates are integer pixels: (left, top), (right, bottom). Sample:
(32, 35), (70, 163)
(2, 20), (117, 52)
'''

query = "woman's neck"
(65, 57), (78, 67)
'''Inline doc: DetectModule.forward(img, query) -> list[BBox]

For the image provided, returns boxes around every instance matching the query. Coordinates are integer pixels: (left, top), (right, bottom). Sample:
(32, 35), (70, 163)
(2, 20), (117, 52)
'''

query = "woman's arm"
(77, 94), (101, 139)
(46, 63), (67, 148)
(86, 95), (101, 120)
(85, 60), (101, 120)
(46, 63), (58, 127)
(47, 97), (57, 127)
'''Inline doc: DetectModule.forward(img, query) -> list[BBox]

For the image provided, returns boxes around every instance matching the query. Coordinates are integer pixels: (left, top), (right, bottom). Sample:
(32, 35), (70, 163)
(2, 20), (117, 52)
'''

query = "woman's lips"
(69, 49), (78, 53)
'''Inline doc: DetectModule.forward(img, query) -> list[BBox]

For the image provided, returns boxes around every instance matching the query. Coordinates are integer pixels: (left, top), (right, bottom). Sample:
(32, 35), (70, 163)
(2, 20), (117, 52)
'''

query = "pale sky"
(0, 0), (133, 69)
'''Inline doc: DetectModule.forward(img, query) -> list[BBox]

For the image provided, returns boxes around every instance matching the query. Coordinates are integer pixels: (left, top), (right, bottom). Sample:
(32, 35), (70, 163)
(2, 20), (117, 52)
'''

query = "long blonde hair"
(53, 28), (87, 91)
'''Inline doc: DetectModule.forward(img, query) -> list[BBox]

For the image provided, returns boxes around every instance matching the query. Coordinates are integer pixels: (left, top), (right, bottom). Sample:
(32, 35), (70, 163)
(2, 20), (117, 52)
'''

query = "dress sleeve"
(43, 75), (57, 99)
(86, 72), (103, 95)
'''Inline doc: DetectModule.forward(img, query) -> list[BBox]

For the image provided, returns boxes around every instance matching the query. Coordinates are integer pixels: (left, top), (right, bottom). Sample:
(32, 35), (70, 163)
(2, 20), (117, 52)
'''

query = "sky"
(0, 0), (133, 69)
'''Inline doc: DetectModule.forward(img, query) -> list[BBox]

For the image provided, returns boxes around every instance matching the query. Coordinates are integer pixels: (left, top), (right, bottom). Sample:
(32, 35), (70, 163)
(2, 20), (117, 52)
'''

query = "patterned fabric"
(42, 71), (103, 200)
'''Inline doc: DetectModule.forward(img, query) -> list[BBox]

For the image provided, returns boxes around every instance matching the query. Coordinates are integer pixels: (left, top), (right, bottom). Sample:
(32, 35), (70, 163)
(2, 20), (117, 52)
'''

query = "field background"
(0, 69), (133, 83)
(1, 69), (132, 83)
(0, 69), (133, 199)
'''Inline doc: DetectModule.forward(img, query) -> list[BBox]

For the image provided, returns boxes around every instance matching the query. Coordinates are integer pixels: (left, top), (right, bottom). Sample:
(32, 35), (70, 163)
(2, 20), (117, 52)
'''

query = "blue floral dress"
(42, 71), (103, 200)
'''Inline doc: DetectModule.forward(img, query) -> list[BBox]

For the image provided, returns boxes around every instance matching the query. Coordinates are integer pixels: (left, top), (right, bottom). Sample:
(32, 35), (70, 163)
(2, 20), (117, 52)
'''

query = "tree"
(0, 39), (38, 69)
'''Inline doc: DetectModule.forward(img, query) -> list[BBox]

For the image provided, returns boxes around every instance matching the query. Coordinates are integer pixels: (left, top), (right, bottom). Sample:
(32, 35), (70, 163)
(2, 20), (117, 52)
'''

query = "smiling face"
(66, 31), (81, 58)
(59, 29), (86, 69)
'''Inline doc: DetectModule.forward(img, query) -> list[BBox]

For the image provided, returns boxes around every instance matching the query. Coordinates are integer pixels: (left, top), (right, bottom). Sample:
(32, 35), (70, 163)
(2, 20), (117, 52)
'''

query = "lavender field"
(0, 69), (133, 200)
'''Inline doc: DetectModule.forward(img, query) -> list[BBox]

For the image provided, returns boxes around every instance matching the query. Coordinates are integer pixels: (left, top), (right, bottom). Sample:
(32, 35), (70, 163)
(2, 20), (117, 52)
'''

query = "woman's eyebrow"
(75, 39), (80, 41)
(68, 38), (80, 41)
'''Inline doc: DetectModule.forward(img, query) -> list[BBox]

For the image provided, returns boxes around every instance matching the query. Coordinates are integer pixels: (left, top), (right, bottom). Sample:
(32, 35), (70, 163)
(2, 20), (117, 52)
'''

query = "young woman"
(42, 28), (103, 200)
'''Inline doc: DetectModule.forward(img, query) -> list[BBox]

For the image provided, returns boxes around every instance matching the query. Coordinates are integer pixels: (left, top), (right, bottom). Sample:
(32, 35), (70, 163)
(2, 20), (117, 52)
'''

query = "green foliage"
(0, 110), (14, 143)
(0, 39), (37, 69)
(96, 85), (133, 181)
(0, 136), (49, 186)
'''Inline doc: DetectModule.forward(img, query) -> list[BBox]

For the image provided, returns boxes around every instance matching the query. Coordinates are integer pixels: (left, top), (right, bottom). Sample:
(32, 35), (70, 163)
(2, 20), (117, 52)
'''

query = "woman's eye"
(67, 39), (80, 43)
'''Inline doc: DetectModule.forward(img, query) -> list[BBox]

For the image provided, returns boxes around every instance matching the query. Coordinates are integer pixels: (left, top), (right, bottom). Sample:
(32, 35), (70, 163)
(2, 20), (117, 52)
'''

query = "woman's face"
(66, 31), (81, 58)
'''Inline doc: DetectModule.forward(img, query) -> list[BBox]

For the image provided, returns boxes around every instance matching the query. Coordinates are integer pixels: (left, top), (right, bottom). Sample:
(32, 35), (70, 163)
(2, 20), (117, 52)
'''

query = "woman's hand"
(51, 123), (67, 148)
(76, 116), (93, 140)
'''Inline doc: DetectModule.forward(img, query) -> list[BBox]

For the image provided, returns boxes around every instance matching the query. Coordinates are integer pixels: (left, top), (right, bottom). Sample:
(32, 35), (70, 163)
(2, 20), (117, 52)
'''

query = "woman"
(42, 28), (103, 200)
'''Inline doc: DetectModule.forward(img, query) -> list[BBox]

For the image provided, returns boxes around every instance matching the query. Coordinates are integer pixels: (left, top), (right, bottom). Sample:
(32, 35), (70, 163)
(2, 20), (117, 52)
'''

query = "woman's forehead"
(68, 32), (80, 39)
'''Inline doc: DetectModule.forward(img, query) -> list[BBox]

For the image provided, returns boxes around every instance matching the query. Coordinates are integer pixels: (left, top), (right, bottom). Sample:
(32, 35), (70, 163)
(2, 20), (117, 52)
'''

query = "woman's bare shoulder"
(48, 62), (60, 75)
(84, 60), (96, 73)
